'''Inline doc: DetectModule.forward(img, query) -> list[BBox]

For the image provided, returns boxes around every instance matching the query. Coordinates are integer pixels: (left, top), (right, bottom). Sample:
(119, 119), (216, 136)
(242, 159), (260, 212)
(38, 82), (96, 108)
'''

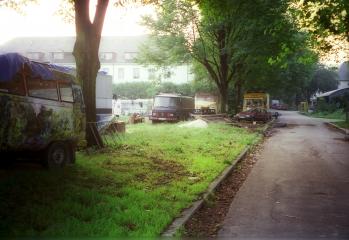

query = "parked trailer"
(113, 98), (153, 116)
(96, 72), (113, 122)
(194, 92), (218, 114)
(150, 93), (194, 123)
(242, 92), (270, 111)
(0, 53), (85, 168)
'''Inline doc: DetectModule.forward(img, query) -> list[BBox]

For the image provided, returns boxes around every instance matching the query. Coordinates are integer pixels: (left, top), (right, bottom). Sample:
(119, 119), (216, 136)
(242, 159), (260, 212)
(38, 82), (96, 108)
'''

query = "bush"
(315, 101), (338, 113)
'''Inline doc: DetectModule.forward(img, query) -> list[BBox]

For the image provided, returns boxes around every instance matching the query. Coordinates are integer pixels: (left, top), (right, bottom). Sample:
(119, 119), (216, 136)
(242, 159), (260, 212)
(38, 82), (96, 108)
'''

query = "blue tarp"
(0, 53), (28, 82)
(49, 64), (75, 75)
(0, 53), (73, 82)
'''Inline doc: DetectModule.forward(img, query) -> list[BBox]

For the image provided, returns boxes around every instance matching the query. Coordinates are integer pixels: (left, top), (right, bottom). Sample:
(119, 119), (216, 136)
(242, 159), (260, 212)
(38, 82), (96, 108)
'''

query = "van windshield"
(154, 96), (179, 108)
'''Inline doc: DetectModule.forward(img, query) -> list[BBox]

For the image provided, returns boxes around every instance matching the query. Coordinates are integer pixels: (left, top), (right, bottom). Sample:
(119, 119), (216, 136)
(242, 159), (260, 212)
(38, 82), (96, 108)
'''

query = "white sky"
(0, 0), (154, 45)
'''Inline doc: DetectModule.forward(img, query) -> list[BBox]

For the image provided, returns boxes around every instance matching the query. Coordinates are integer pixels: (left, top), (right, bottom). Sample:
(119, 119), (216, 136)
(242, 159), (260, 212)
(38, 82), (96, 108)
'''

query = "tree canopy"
(291, 0), (349, 51)
(137, 0), (318, 112)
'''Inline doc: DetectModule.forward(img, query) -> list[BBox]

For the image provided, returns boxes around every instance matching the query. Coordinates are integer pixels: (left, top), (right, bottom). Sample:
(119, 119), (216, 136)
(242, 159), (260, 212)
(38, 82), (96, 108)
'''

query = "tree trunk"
(218, 85), (228, 113)
(73, 0), (109, 147)
(73, 34), (104, 147)
(235, 81), (242, 113)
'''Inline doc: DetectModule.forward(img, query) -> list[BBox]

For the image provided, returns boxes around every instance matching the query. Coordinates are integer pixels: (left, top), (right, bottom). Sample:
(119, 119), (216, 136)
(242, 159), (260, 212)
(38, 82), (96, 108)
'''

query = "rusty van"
(0, 53), (85, 168)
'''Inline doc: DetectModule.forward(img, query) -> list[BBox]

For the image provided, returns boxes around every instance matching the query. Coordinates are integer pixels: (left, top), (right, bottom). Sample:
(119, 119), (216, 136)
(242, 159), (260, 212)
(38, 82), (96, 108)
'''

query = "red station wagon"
(235, 108), (272, 122)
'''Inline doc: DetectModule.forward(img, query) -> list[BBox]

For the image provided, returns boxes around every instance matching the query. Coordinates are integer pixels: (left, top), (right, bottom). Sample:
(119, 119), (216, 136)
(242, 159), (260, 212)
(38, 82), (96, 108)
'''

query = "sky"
(0, 0), (154, 45)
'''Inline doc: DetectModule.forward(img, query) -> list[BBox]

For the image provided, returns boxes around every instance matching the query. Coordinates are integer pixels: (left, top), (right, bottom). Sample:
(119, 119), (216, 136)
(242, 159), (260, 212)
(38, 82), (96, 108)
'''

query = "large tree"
(292, 0), (349, 119)
(2, 0), (160, 146)
(138, 0), (245, 112)
(291, 0), (349, 62)
(73, 0), (109, 147)
(137, 0), (308, 112)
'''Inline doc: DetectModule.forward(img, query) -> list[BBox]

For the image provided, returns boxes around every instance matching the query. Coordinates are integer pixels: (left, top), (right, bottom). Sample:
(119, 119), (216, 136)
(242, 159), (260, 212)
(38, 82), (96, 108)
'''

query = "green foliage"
(335, 121), (349, 129)
(113, 82), (156, 99)
(291, 0), (349, 50)
(316, 101), (342, 114)
(0, 123), (260, 237)
(113, 81), (195, 99)
(307, 65), (339, 95)
(138, 0), (313, 111)
(310, 108), (345, 120)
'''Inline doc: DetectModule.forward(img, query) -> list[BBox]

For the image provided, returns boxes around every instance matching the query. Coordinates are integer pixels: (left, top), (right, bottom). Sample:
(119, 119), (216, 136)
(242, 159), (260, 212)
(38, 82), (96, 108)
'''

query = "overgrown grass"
(306, 109), (346, 120)
(0, 123), (259, 237)
(334, 121), (349, 129)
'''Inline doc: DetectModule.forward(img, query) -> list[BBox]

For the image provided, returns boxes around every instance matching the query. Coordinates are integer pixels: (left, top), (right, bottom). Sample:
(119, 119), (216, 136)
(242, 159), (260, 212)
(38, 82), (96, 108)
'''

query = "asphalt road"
(218, 111), (349, 239)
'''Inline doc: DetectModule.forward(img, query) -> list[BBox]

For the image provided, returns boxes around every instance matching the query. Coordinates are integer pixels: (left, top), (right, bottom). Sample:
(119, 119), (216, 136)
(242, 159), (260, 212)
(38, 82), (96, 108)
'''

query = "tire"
(44, 142), (68, 169)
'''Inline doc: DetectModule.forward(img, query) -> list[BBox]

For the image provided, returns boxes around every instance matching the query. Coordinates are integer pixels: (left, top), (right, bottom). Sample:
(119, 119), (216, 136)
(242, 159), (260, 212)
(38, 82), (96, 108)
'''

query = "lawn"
(305, 109), (346, 120)
(334, 121), (349, 129)
(0, 122), (259, 237)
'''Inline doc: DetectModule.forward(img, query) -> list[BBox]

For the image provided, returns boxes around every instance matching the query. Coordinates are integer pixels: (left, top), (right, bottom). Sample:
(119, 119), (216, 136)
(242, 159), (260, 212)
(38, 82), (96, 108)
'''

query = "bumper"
(149, 116), (178, 121)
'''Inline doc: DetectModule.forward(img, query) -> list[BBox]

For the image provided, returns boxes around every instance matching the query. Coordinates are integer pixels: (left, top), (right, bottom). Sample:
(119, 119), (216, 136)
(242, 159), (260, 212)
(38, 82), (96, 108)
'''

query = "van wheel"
(44, 142), (68, 169)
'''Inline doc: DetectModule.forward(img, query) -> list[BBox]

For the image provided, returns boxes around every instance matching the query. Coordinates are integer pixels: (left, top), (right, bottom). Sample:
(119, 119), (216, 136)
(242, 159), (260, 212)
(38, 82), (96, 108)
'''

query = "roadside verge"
(324, 122), (348, 135)
(161, 119), (275, 237)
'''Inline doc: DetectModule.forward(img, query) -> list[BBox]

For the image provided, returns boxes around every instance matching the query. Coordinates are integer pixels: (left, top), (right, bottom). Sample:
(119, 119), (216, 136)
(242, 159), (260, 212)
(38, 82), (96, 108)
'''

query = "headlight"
(245, 115), (250, 118)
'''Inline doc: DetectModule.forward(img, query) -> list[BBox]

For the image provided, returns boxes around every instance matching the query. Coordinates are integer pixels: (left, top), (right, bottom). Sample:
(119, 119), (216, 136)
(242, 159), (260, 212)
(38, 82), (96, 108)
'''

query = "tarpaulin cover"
(0, 52), (73, 82)
(0, 53), (27, 82)
(49, 64), (75, 75)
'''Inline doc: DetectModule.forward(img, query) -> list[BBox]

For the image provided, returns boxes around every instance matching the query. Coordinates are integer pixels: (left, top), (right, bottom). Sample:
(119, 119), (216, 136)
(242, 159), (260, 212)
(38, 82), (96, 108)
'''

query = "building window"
(52, 52), (64, 60)
(148, 68), (156, 80)
(124, 52), (137, 62)
(133, 68), (140, 79)
(26, 52), (42, 60)
(118, 68), (124, 80)
(100, 52), (114, 61)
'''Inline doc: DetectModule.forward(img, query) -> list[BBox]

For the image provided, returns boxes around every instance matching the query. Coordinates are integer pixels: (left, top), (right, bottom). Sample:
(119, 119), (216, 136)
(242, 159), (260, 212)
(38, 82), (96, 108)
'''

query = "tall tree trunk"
(73, 0), (109, 147)
(235, 81), (242, 114)
(218, 83), (228, 113)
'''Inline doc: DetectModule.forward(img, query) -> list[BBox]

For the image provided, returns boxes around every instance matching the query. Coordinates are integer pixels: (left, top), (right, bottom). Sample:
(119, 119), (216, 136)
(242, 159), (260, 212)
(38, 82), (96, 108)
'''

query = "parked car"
(235, 108), (272, 122)
(149, 93), (194, 123)
(271, 103), (288, 110)
(0, 53), (85, 168)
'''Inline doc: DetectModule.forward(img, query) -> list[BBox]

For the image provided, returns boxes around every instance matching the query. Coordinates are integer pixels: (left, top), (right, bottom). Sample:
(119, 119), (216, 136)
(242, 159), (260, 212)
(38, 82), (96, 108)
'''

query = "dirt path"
(218, 111), (349, 238)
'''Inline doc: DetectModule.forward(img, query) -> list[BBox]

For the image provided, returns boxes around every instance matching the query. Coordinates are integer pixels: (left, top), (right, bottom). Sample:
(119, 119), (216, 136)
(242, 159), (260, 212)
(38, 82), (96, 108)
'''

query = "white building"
(0, 36), (193, 84)
(338, 62), (349, 89)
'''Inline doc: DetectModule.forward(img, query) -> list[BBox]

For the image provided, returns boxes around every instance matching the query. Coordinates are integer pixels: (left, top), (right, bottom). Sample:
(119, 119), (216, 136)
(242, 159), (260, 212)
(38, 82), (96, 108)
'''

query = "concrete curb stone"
(324, 122), (348, 135)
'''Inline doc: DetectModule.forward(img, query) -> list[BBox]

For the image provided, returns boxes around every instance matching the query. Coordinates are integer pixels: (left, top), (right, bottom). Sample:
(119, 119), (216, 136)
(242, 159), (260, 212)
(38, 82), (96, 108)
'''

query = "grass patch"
(0, 122), (259, 237)
(333, 121), (349, 129)
(305, 109), (346, 120)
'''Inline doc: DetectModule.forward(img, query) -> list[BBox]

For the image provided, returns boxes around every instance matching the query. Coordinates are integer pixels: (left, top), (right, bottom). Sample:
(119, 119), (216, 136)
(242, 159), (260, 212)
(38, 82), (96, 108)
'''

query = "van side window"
(27, 78), (58, 101)
(0, 74), (26, 96)
(59, 82), (74, 102)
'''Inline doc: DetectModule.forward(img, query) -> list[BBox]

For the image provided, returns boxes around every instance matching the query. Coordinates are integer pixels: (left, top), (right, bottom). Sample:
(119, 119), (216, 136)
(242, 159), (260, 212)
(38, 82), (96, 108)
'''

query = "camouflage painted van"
(0, 53), (85, 168)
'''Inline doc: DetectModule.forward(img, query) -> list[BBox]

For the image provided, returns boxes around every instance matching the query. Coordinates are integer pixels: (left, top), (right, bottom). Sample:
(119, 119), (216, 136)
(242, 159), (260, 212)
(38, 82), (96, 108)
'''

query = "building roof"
(0, 36), (148, 63)
(1, 36), (147, 53)
(317, 87), (349, 98)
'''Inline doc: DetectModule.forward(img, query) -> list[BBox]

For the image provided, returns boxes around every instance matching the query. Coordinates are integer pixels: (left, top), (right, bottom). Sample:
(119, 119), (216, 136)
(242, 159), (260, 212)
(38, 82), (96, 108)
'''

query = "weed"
(0, 122), (259, 237)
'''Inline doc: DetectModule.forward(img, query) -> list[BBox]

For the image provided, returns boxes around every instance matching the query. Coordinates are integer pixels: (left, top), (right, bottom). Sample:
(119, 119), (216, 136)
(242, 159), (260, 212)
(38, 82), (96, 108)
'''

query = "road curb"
(161, 119), (275, 237)
(324, 122), (348, 135)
